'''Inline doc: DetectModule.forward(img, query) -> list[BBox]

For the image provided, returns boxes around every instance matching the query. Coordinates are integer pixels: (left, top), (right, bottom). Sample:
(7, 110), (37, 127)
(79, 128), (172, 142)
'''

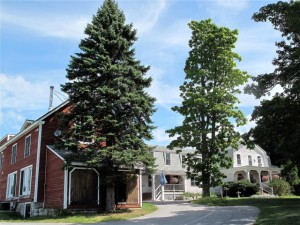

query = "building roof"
(0, 101), (69, 151)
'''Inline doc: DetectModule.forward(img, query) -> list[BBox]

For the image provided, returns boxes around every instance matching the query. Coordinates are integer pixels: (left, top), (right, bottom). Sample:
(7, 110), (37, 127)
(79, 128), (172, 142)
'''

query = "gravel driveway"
(0, 201), (259, 225)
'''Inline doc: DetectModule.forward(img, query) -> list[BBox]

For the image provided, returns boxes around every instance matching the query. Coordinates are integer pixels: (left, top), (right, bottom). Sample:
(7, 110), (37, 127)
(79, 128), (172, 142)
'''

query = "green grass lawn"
(0, 202), (157, 223)
(194, 196), (300, 225)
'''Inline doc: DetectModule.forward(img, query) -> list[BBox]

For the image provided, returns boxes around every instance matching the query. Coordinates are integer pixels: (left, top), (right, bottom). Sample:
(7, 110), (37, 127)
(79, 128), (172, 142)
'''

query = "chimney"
(48, 86), (54, 111)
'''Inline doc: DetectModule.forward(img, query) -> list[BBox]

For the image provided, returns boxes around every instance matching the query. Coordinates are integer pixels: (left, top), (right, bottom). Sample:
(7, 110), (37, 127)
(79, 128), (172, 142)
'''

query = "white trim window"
(191, 177), (199, 187)
(0, 153), (3, 169)
(181, 154), (186, 167)
(236, 154), (241, 165)
(19, 166), (32, 196)
(248, 155), (253, 166)
(6, 172), (17, 198)
(11, 144), (17, 164)
(24, 135), (31, 157)
(257, 156), (262, 166)
(165, 153), (171, 165)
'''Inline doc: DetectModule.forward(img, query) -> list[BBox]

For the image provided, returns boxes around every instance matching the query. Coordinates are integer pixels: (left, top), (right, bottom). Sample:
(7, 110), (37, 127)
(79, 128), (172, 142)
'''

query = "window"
(24, 135), (31, 157)
(19, 166), (32, 196)
(11, 144), (17, 164)
(236, 154), (241, 165)
(181, 154), (186, 167)
(165, 153), (171, 165)
(6, 172), (17, 198)
(0, 154), (3, 169)
(148, 175), (152, 187)
(248, 155), (252, 166)
(257, 156), (262, 166)
(191, 177), (199, 187)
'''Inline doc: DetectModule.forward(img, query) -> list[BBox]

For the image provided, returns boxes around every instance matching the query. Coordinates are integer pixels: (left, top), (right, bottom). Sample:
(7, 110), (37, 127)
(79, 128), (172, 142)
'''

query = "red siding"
(44, 149), (65, 209)
(0, 127), (39, 202)
(0, 103), (70, 205)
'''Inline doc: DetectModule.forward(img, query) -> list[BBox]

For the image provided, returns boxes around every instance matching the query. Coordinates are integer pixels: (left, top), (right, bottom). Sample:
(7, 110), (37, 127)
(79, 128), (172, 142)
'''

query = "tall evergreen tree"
(58, 0), (156, 212)
(166, 19), (249, 197)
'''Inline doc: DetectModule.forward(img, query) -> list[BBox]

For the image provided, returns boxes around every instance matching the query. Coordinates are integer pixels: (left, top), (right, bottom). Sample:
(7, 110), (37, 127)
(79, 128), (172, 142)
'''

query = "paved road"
(0, 201), (259, 225)
(98, 201), (259, 225)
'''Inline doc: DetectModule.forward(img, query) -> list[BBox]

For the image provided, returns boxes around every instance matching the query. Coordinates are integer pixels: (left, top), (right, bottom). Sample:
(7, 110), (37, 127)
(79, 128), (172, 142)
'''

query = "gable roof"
(0, 101), (69, 151)
(20, 120), (35, 132)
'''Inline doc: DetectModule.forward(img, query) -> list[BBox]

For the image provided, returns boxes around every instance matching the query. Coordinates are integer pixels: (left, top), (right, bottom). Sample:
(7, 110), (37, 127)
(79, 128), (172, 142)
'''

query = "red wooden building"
(0, 102), (142, 217)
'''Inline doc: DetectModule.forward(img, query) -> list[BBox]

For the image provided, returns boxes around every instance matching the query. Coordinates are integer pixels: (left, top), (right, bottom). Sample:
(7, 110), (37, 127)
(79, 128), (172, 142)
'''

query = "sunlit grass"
(194, 196), (300, 225)
(0, 202), (157, 223)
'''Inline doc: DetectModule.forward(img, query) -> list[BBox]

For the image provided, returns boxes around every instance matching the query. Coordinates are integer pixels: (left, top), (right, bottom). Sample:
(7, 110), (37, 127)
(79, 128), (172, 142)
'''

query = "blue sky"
(0, 0), (283, 145)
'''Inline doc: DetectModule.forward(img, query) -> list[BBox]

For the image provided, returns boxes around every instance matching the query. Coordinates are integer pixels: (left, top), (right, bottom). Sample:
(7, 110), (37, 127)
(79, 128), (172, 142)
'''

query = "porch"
(232, 167), (281, 195)
(153, 174), (185, 201)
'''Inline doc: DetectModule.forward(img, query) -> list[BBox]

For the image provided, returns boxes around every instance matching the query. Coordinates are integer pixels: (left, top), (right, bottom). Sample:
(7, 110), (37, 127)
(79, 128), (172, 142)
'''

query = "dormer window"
(164, 152), (171, 165)
(236, 154), (241, 165)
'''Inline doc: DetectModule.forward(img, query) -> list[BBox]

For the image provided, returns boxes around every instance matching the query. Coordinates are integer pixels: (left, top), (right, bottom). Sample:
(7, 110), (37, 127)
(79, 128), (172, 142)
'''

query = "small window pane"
(165, 153), (171, 165)
(248, 155), (252, 166)
(237, 154), (241, 165)
(24, 136), (31, 157)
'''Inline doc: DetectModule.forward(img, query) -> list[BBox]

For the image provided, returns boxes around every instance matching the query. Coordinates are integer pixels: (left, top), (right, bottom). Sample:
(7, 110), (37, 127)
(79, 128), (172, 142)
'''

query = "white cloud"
(0, 73), (63, 110)
(126, 0), (167, 36)
(214, 0), (248, 10)
(235, 114), (256, 134)
(152, 19), (191, 48)
(152, 128), (172, 144)
(236, 23), (280, 54)
(1, 11), (87, 39)
(147, 67), (181, 107)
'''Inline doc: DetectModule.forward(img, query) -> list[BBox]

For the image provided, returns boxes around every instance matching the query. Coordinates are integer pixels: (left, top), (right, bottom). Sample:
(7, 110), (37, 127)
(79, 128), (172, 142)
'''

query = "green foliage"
(58, 0), (156, 211)
(271, 179), (292, 196)
(166, 19), (249, 197)
(193, 197), (228, 206)
(182, 192), (201, 199)
(222, 181), (259, 197)
(245, 1), (300, 182)
(281, 160), (300, 186)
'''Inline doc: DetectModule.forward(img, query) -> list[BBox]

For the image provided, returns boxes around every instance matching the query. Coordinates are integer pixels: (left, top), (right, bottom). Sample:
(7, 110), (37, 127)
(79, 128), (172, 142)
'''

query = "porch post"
(161, 185), (165, 201)
(63, 168), (68, 209)
(258, 171), (262, 187)
(152, 174), (156, 201)
(246, 170), (250, 181)
(139, 170), (142, 207)
(269, 171), (273, 182)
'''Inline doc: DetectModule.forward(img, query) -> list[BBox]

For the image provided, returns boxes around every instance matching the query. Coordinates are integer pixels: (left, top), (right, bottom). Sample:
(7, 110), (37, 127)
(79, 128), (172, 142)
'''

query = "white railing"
(155, 185), (162, 200)
(164, 184), (185, 192)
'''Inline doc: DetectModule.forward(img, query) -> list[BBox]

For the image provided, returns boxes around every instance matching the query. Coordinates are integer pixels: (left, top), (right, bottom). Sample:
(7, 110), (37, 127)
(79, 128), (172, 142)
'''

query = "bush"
(271, 179), (292, 196)
(182, 192), (201, 199)
(222, 180), (259, 197)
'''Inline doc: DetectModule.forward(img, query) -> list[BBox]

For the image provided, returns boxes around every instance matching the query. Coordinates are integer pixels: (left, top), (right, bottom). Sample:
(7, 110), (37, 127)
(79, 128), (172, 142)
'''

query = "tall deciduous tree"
(58, 0), (156, 211)
(167, 19), (249, 197)
(245, 0), (300, 185)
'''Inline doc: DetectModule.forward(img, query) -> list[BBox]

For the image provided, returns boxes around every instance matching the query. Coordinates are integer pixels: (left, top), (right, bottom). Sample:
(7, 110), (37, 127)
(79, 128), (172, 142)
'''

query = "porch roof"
(223, 165), (281, 173)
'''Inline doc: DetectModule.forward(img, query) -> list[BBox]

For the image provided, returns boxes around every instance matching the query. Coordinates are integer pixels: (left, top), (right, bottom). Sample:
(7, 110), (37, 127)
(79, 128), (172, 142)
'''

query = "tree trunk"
(106, 183), (116, 212)
(202, 172), (211, 197)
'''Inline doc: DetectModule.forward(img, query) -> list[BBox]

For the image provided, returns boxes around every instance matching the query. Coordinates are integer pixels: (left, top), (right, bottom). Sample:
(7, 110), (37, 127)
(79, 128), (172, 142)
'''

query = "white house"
(218, 144), (281, 195)
(142, 146), (202, 201)
(142, 144), (281, 201)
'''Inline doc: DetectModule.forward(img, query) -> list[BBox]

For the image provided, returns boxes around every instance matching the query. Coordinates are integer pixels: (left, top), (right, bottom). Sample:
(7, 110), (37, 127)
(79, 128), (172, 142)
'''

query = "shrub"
(222, 180), (259, 197)
(182, 192), (201, 199)
(270, 179), (292, 196)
